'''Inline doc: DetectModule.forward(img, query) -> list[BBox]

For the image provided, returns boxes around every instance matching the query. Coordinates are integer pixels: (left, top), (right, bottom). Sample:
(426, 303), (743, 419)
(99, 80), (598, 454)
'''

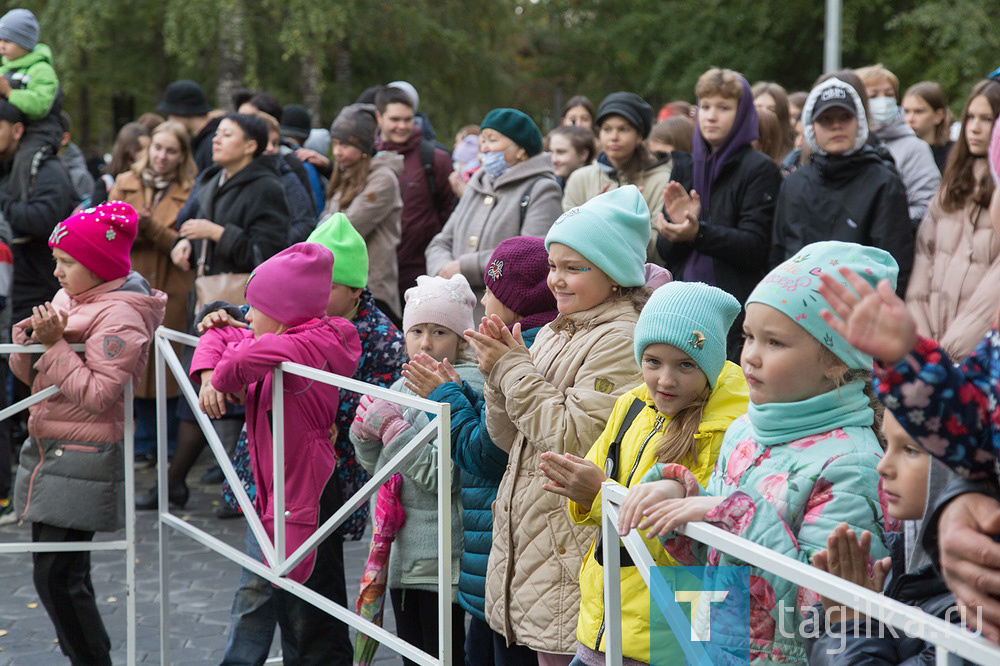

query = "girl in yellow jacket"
(540, 281), (749, 665)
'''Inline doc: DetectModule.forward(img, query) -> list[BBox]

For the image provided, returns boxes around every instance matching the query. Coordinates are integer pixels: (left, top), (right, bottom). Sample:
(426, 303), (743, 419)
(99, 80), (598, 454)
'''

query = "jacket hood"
(875, 113), (917, 142)
(370, 150), (404, 177)
(802, 78), (869, 156)
(4, 43), (52, 67)
(75, 272), (167, 335)
(905, 459), (951, 574)
(630, 360), (748, 434)
(470, 151), (556, 193)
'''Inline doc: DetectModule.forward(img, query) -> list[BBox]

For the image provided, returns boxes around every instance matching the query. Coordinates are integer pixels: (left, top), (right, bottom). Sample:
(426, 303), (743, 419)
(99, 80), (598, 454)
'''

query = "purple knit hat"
(245, 243), (333, 327)
(484, 236), (557, 319)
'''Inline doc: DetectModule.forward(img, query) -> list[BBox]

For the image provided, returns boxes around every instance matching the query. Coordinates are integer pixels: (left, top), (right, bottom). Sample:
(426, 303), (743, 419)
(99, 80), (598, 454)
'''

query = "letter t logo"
(675, 590), (729, 641)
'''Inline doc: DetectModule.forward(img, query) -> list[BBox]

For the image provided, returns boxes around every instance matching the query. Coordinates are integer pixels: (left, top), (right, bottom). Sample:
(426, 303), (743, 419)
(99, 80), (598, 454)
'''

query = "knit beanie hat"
(481, 108), (543, 157)
(0, 9), (38, 52)
(597, 92), (655, 139)
(48, 201), (138, 281)
(484, 236), (557, 317)
(545, 185), (649, 288)
(281, 104), (312, 143)
(244, 243), (333, 328)
(633, 282), (741, 388)
(747, 241), (899, 370)
(306, 213), (369, 288)
(402, 274), (476, 337)
(330, 103), (378, 155)
(156, 80), (212, 117)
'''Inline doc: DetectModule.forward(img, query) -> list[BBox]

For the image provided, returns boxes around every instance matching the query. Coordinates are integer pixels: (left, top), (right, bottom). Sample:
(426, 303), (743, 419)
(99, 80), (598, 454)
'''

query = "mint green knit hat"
(634, 282), (741, 387)
(747, 241), (899, 370)
(306, 212), (369, 288)
(545, 185), (649, 288)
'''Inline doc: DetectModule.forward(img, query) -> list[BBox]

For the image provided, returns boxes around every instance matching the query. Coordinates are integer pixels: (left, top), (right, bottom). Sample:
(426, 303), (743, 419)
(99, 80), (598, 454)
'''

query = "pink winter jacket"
(10, 273), (167, 443)
(191, 317), (361, 583)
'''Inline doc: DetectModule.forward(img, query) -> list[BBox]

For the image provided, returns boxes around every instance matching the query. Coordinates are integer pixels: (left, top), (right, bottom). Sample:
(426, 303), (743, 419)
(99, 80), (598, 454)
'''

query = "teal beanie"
(481, 108), (543, 157)
(306, 212), (369, 288)
(634, 282), (741, 387)
(545, 185), (649, 287)
(747, 241), (899, 370)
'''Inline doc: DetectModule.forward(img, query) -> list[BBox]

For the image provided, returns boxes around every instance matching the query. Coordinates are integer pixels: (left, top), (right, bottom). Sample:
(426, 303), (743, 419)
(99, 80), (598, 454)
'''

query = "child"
(214, 213), (405, 665)
(465, 185), (649, 663)
(11, 202), (166, 665)
(0, 9), (64, 194)
(540, 281), (748, 665)
(806, 411), (956, 664)
(399, 236), (560, 664)
(190, 242), (362, 661)
(350, 273), (479, 666)
(622, 240), (896, 664)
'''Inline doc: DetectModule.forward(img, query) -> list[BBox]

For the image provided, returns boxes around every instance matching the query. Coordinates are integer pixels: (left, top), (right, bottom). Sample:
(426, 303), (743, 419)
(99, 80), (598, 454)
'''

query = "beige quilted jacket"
(483, 299), (641, 653)
(906, 165), (1000, 361)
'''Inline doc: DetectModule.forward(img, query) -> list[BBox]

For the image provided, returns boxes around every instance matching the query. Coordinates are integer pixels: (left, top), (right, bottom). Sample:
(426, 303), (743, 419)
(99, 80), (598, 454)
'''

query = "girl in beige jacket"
(465, 186), (652, 664)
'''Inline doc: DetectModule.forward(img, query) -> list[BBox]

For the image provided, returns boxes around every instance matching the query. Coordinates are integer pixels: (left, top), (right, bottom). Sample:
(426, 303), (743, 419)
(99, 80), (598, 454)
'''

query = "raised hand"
(659, 182), (701, 243)
(30, 302), (69, 346)
(539, 451), (607, 510)
(811, 522), (892, 622)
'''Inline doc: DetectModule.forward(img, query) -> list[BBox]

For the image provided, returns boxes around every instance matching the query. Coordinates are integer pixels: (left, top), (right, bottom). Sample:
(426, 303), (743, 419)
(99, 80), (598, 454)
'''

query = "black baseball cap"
(812, 84), (857, 119)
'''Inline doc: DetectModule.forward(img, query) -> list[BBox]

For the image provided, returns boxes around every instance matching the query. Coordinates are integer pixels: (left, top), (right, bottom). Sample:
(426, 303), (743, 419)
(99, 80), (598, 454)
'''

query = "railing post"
(155, 332), (171, 664)
(272, 366), (285, 569)
(602, 487), (624, 666)
(123, 377), (136, 665)
(438, 402), (452, 666)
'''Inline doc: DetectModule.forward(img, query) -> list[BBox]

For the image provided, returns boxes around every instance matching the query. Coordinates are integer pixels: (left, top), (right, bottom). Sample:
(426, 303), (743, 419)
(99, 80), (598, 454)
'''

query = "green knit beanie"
(634, 282), (741, 387)
(545, 185), (649, 287)
(306, 213), (369, 288)
(747, 241), (898, 370)
(480, 108), (543, 157)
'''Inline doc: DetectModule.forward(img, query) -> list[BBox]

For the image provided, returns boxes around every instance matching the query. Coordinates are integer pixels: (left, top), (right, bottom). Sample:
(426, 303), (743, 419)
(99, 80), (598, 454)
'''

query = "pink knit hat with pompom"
(48, 201), (138, 281)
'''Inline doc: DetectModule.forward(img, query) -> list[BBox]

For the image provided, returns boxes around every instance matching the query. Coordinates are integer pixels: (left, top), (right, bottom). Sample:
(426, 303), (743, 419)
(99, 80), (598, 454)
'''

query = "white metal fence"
(599, 481), (1000, 666)
(0, 343), (138, 665)
(154, 326), (454, 665)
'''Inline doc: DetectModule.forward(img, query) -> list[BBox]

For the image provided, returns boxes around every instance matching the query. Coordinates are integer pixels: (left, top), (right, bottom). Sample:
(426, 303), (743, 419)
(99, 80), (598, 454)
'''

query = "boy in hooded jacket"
(11, 201), (166, 665)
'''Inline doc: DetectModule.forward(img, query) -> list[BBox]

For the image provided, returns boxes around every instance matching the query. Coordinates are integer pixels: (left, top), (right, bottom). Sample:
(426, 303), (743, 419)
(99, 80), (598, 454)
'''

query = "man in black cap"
(156, 79), (221, 172)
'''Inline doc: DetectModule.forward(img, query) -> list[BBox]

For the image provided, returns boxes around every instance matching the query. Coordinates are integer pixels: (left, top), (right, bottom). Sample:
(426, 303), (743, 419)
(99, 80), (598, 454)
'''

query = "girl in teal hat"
(622, 240), (896, 664)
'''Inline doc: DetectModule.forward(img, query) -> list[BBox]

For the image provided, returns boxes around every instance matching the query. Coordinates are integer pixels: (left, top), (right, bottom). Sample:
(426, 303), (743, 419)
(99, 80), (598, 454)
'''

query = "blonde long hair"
(656, 385), (712, 466)
(130, 120), (197, 192)
(327, 155), (372, 209)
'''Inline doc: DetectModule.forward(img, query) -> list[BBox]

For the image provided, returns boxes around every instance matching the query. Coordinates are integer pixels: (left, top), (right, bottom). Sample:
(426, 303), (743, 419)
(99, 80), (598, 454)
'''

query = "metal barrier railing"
(154, 326), (453, 665)
(0, 343), (137, 665)
(599, 481), (1000, 666)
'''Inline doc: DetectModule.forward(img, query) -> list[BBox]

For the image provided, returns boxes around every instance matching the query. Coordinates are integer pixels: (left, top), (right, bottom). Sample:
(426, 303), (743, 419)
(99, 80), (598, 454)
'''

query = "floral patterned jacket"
(875, 328), (1000, 482)
(645, 416), (890, 664)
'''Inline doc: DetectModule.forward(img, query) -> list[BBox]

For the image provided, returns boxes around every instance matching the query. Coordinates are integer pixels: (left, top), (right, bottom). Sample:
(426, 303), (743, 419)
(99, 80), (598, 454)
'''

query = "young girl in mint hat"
(464, 185), (650, 663)
(621, 240), (895, 665)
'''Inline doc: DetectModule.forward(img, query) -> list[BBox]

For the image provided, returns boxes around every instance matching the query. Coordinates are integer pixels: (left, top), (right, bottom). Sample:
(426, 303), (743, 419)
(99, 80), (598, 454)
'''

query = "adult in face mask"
(425, 108), (563, 319)
(856, 64), (941, 227)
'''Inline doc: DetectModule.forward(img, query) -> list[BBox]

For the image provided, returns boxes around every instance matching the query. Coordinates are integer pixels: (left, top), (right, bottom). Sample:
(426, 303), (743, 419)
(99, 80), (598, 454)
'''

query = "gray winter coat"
(876, 115), (941, 226)
(425, 153), (561, 317)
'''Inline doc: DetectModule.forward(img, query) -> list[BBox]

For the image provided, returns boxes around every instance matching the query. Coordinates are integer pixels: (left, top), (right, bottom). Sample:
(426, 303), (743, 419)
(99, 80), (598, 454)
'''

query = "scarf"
(747, 381), (873, 446)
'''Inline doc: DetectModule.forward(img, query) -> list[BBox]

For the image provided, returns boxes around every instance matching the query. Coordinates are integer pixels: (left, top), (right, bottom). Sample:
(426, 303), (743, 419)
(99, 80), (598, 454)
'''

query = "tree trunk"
(78, 50), (91, 150)
(301, 52), (323, 125)
(333, 36), (351, 109)
(216, 0), (247, 110)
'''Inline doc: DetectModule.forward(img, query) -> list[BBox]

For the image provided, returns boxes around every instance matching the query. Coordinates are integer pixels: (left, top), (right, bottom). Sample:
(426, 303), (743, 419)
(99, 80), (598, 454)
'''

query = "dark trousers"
(31, 522), (112, 666)
(389, 587), (466, 666)
(493, 630), (538, 666)
(466, 615), (498, 666)
(270, 480), (351, 666)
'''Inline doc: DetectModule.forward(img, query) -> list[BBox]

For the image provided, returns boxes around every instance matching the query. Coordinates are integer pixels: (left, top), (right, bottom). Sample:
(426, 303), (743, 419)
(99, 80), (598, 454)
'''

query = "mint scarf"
(748, 381), (873, 445)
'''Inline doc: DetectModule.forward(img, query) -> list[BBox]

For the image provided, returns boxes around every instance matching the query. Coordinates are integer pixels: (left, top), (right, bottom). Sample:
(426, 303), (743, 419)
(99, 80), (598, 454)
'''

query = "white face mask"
(869, 96), (899, 129)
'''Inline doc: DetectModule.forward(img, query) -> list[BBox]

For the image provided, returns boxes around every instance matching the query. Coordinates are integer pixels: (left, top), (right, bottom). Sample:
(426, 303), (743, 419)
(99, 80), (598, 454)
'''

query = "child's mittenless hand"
(811, 523), (892, 623)
(30, 302), (69, 346)
(618, 480), (687, 536)
(817, 267), (918, 365)
(198, 370), (229, 419)
(539, 452), (607, 511)
(636, 495), (724, 538)
(197, 309), (248, 334)
(465, 315), (525, 376)
(402, 353), (457, 398)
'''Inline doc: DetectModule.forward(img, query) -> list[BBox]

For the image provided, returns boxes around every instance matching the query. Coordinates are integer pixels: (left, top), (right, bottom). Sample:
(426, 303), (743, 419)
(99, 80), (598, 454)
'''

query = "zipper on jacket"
(595, 415), (665, 650)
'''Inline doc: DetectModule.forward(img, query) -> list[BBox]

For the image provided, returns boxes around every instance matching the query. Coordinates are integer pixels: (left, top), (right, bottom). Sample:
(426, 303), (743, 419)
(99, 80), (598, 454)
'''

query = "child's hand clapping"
(818, 267), (918, 365)
(811, 522), (892, 624)
(464, 314), (526, 376)
(197, 308), (249, 334)
(402, 353), (461, 398)
(539, 451), (607, 511)
(30, 302), (68, 347)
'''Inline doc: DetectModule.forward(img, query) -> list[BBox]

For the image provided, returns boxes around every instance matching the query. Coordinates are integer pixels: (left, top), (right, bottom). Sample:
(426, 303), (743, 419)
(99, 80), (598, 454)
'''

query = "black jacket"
(806, 533), (967, 666)
(0, 149), (76, 322)
(182, 154), (290, 275)
(191, 116), (223, 174)
(657, 146), (781, 358)
(771, 145), (914, 294)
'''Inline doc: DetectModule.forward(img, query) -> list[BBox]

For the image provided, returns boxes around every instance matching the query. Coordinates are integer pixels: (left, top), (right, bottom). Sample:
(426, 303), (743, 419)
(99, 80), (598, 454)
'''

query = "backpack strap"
(603, 397), (646, 483)
(418, 139), (437, 199)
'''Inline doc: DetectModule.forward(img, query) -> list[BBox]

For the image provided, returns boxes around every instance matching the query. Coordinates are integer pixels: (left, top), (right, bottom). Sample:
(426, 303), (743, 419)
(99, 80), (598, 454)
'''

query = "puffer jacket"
(562, 154), (674, 262)
(352, 362), (484, 592)
(425, 153), (562, 318)
(568, 367), (748, 663)
(11, 273), (166, 531)
(875, 114), (941, 226)
(484, 299), (642, 653)
(905, 161), (1000, 362)
(323, 151), (403, 318)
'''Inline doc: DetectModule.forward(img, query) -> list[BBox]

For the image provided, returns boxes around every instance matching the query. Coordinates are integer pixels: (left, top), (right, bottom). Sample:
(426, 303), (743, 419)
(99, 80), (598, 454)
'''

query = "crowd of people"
(4, 7), (1000, 666)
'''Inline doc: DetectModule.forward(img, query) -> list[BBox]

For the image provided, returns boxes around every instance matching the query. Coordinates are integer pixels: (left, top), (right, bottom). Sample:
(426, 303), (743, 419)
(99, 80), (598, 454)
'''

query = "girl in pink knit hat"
(10, 201), (167, 664)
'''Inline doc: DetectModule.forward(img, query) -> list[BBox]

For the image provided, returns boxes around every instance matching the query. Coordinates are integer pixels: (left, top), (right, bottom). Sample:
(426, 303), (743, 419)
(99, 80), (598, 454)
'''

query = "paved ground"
(0, 455), (402, 665)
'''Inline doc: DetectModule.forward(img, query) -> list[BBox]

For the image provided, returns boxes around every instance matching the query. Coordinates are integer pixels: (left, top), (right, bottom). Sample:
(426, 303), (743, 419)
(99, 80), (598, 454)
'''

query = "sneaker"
(134, 453), (156, 469)
(0, 498), (16, 526)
